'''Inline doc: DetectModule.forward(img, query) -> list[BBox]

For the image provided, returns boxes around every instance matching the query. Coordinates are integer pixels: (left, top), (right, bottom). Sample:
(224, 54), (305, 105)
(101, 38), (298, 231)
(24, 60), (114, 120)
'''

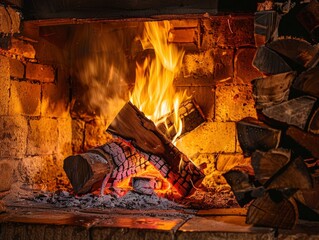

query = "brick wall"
(0, 5), (72, 193)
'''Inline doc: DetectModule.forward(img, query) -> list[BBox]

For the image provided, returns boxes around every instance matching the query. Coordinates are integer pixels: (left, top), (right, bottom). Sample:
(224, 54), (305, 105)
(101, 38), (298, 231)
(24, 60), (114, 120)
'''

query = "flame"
(130, 21), (187, 143)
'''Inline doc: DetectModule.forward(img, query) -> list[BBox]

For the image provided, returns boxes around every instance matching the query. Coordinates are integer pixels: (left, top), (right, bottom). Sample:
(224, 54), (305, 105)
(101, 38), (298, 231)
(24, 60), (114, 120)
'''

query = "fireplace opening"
(1, 0), (319, 238)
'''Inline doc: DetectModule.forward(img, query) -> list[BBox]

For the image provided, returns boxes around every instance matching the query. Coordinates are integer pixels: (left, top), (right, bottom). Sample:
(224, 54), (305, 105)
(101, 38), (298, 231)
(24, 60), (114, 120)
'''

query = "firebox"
(0, 0), (319, 239)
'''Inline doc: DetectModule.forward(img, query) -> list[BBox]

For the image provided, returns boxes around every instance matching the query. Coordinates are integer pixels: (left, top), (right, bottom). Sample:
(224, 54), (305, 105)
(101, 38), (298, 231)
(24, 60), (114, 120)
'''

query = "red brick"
(7, 6), (21, 33)
(0, 116), (28, 158)
(84, 118), (112, 151)
(26, 62), (55, 82)
(216, 154), (251, 172)
(27, 118), (59, 155)
(0, 160), (14, 192)
(9, 81), (41, 116)
(57, 117), (72, 156)
(8, 38), (35, 59)
(168, 28), (197, 43)
(235, 48), (263, 83)
(0, 56), (10, 115)
(215, 83), (257, 122)
(201, 16), (255, 49)
(0, 6), (11, 33)
(41, 68), (70, 117)
(9, 58), (24, 79)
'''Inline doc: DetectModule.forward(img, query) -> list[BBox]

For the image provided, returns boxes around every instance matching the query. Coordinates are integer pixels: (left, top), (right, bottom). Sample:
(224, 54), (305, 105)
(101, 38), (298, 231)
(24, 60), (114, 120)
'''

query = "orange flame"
(130, 21), (187, 143)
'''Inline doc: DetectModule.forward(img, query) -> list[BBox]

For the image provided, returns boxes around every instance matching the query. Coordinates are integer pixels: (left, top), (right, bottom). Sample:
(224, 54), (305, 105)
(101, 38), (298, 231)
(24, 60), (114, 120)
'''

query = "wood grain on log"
(252, 71), (296, 109)
(262, 96), (316, 130)
(252, 45), (292, 75)
(251, 148), (291, 185)
(286, 126), (319, 159)
(293, 66), (319, 99)
(267, 38), (319, 68)
(247, 190), (298, 229)
(107, 101), (205, 197)
(236, 117), (281, 157)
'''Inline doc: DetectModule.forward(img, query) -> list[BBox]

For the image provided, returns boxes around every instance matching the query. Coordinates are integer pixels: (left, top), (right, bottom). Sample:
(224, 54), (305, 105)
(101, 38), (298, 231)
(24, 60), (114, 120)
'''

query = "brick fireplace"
(1, 0), (319, 239)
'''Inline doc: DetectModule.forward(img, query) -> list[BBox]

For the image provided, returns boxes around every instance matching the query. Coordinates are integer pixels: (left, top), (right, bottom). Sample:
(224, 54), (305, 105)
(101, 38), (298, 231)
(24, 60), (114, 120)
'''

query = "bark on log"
(64, 138), (149, 194)
(286, 126), (319, 159)
(251, 148), (291, 185)
(107, 101), (205, 197)
(262, 96), (316, 130)
(252, 71), (296, 109)
(246, 190), (298, 229)
(157, 98), (205, 141)
(266, 38), (319, 68)
(293, 66), (319, 99)
(252, 45), (293, 75)
(236, 117), (281, 157)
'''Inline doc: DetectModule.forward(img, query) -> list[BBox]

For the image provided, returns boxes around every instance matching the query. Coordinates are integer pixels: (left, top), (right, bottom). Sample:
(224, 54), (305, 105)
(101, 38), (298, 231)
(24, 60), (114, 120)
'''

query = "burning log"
(262, 96), (316, 130)
(63, 138), (149, 194)
(252, 45), (292, 75)
(236, 117), (281, 157)
(252, 71), (296, 109)
(107, 101), (205, 197)
(246, 190), (299, 229)
(157, 98), (205, 141)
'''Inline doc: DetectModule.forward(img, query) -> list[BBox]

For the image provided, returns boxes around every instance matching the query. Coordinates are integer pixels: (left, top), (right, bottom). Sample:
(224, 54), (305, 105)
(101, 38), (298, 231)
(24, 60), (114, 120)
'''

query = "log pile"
(225, 0), (319, 230)
(64, 100), (205, 198)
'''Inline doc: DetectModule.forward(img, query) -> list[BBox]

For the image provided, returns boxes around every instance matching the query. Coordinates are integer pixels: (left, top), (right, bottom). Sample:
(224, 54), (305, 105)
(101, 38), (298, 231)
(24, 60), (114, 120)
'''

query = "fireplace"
(1, 0), (319, 239)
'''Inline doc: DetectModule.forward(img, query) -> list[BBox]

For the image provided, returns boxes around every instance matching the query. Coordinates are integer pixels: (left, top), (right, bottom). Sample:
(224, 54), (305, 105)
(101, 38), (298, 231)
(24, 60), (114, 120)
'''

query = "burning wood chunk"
(107, 101), (205, 197)
(253, 45), (292, 75)
(63, 138), (149, 194)
(254, 11), (280, 46)
(266, 38), (319, 68)
(293, 66), (319, 99)
(286, 126), (319, 159)
(236, 117), (281, 157)
(297, 0), (319, 43)
(262, 96), (316, 130)
(252, 71), (296, 109)
(246, 190), (298, 229)
(308, 107), (319, 135)
(131, 176), (156, 195)
(157, 99), (205, 141)
(251, 148), (291, 185)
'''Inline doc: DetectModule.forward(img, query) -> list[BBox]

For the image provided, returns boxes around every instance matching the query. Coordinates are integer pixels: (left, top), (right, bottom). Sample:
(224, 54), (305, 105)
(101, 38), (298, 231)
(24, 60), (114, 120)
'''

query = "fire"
(130, 21), (187, 143)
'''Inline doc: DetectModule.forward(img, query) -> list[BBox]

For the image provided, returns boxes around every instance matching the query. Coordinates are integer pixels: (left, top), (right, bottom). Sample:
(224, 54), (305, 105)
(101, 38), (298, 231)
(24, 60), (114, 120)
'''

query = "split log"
(246, 190), (298, 229)
(286, 126), (319, 159)
(252, 71), (296, 109)
(262, 95), (316, 130)
(254, 11), (280, 46)
(157, 98), (205, 141)
(252, 45), (293, 75)
(294, 199), (319, 221)
(107, 101), (205, 197)
(293, 66), (319, 99)
(223, 166), (265, 207)
(266, 156), (313, 190)
(297, 0), (319, 43)
(308, 106), (319, 134)
(64, 138), (149, 194)
(266, 38), (319, 68)
(251, 148), (291, 185)
(236, 117), (281, 157)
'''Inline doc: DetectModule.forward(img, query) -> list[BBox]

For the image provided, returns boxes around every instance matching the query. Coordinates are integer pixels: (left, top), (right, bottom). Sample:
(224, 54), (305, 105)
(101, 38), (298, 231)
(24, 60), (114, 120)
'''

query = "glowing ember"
(130, 21), (188, 143)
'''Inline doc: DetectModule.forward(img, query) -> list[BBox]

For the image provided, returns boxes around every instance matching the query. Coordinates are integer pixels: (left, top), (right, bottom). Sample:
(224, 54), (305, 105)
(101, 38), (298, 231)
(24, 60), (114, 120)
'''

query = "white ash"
(33, 190), (184, 210)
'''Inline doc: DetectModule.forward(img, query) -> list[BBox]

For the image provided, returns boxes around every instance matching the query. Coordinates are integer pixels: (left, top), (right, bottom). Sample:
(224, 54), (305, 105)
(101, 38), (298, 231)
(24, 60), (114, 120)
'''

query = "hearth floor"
(0, 202), (319, 240)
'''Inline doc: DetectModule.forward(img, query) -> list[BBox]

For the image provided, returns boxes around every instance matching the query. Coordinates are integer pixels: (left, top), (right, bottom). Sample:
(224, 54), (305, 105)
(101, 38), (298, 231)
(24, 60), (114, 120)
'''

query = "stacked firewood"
(64, 99), (206, 198)
(224, 0), (319, 229)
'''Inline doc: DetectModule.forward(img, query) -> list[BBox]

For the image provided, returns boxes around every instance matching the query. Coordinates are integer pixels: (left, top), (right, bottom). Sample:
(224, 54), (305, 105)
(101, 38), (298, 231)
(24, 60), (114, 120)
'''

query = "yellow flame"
(130, 21), (187, 142)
